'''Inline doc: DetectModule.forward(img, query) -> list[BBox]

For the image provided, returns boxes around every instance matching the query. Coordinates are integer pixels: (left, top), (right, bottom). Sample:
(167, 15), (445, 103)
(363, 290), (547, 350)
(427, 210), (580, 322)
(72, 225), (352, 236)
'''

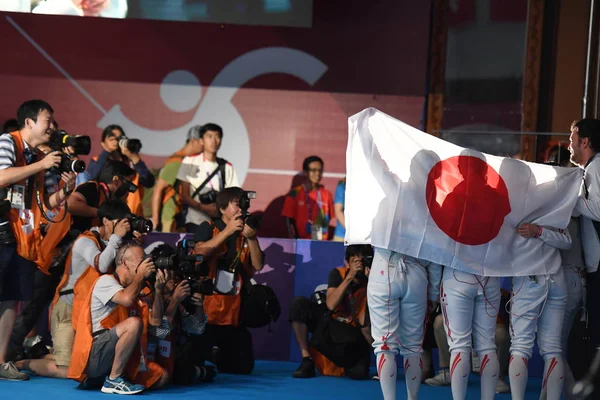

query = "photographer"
(148, 245), (216, 385)
(0, 100), (76, 381)
(177, 123), (238, 232)
(68, 242), (168, 394)
(151, 126), (203, 232)
(288, 245), (374, 380)
(14, 199), (132, 378)
(192, 187), (264, 374)
(84, 124), (154, 216)
(68, 159), (137, 233)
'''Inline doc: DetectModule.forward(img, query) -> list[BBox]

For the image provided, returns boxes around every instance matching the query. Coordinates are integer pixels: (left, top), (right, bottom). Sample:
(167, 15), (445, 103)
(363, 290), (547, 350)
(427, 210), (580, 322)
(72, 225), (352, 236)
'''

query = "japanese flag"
(345, 108), (582, 277)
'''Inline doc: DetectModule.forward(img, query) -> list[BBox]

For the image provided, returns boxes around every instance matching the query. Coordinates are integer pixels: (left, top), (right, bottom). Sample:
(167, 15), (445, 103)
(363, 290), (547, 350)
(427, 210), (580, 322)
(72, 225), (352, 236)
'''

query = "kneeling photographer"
(191, 187), (265, 375)
(148, 244), (217, 386)
(14, 199), (132, 378)
(289, 245), (374, 380)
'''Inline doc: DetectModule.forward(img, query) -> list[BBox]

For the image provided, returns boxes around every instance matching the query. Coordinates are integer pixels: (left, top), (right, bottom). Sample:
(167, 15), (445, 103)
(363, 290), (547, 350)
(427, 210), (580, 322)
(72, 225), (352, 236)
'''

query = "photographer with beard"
(191, 187), (264, 374)
(0, 100), (76, 380)
(83, 124), (154, 216)
(288, 245), (374, 380)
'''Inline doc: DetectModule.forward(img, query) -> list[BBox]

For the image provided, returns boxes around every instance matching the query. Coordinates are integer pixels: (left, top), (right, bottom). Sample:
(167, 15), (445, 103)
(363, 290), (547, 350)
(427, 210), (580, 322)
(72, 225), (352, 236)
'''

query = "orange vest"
(49, 231), (104, 320)
(4, 131), (46, 268)
(331, 267), (368, 328)
(40, 180), (108, 274)
(68, 274), (133, 382)
(203, 225), (252, 327)
(127, 173), (143, 217)
(128, 287), (164, 388)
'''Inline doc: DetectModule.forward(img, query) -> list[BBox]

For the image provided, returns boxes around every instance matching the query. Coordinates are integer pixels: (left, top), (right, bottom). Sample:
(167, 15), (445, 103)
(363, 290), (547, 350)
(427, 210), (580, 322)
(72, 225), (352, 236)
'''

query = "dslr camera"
(0, 188), (15, 245)
(126, 214), (153, 234)
(238, 190), (262, 230)
(48, 130), (89, 175)
(153, 239), (214, 297)
(199, 190), (218, 204)
(119, 135), (142, 154)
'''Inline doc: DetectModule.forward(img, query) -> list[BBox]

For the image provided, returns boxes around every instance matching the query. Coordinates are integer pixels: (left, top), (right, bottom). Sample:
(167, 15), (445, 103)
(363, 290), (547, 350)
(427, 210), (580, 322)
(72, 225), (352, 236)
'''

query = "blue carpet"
(0, 361), (543, 399)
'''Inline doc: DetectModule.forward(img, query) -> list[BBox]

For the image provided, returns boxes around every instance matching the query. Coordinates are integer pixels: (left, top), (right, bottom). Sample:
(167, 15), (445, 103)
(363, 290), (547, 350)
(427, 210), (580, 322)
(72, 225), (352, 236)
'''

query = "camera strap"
(191, 162), (223, 200)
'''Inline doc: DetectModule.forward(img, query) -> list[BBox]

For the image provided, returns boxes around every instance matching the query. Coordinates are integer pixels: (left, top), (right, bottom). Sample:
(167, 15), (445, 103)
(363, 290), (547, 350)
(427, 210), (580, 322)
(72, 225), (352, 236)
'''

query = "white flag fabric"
(345, 108), (582, 277)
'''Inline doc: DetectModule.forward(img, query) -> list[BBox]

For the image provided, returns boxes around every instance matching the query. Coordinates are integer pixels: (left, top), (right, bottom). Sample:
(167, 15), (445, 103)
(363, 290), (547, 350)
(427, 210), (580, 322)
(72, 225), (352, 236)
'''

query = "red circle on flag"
(425, 155), (511, 245)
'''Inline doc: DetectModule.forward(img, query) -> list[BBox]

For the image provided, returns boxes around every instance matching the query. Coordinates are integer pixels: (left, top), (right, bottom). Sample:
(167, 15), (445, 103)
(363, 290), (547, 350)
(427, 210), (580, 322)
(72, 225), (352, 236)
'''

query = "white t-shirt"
(62, 228), (122, 306)
(90, 275), (123, 333)
(176, 153), (239, 226)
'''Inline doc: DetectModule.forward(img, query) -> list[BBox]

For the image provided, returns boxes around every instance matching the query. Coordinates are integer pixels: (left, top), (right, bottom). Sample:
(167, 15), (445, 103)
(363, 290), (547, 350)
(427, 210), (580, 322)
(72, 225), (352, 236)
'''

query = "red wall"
(0, 0), (431, 236)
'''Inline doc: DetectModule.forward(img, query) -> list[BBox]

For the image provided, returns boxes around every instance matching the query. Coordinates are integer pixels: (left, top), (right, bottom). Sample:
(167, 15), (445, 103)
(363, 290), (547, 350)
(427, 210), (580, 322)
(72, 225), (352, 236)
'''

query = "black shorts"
(86, 329), (119, 379)
(288, 296), (327, 332)
(0, 245), (36, 301)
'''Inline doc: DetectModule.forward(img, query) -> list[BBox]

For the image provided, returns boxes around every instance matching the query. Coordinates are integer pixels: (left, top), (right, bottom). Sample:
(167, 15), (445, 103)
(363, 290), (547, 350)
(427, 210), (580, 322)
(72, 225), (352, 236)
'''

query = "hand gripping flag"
(345, 108), (582, 277)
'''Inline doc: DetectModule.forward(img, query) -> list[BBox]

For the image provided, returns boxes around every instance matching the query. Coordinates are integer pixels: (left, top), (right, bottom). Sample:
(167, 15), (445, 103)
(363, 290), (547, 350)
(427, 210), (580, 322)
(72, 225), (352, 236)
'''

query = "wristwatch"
(62, 185), (73, 196)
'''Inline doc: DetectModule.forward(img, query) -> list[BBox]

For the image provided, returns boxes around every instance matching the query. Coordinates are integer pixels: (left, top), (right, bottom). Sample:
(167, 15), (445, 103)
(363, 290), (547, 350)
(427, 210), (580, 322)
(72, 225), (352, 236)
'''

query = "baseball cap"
(187, 125), (203, 140)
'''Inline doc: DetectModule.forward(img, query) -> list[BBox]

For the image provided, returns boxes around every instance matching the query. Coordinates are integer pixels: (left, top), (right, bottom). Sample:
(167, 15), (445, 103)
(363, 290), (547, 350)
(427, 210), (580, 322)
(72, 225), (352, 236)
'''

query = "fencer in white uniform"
(368, 249), (442, 400)
(509, 223), (571, 400)
(440, 264), (501, 400)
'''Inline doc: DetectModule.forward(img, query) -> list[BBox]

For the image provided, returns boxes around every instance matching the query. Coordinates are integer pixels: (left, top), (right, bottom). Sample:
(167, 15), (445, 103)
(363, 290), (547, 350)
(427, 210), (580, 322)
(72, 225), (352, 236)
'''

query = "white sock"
(403, 354), (423, 400)
(449, 351), (470, 400)
(542, 356), (564, 400)
(377, 352), (397, 400)
(509, 353), (529, 400)
(479, 351), (499, 400)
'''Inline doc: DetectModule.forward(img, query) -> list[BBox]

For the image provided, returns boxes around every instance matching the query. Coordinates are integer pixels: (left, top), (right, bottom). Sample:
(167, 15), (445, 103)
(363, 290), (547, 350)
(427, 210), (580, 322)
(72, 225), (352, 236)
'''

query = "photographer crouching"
(191, 187), (264, 374)
(0, 100), (76, 380)
(147, 244), (217, 385)
(289, 245), (374, 380)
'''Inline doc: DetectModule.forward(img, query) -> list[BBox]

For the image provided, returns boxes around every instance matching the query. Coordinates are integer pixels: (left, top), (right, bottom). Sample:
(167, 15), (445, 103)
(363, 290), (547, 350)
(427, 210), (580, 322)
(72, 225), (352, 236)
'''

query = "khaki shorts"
(50, 299), (74, 367)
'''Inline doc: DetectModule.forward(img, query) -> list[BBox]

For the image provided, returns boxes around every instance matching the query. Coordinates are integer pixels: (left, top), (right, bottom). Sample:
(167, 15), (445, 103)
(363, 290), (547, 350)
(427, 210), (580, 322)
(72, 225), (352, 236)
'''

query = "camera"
(49, 130), (91, 156)
(126, 214), (153, 234)
(0, 188), (15, 245)
(119, 135), (142, 154)
(50, 153), (86, 175)
(152, 240), (213, 297)
(199, 190), (218, 204)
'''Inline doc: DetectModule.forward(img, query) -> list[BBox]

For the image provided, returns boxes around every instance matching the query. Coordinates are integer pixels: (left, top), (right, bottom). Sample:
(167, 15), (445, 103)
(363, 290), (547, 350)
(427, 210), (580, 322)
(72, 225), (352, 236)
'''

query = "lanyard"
(305, 186), (323, 224)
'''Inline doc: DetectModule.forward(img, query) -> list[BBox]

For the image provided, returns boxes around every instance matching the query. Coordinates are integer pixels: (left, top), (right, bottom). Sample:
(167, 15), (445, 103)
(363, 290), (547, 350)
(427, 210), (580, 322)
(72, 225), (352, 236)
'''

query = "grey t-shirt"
(90, 275), (123, 333)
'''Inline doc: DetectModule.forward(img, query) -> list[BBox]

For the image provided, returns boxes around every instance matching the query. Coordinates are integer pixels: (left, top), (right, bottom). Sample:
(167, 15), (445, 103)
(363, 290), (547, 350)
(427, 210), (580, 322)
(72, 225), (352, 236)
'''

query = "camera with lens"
(238, 190), (262, 230)
(199, 190), (218, 204)
(119, 135), (142, 154)
(49, 153), (86, 175)
(0, 188), (15, 245)
(126, 214), (153, 234)
(49, 130), (91, 156)
(152, 239), (213, 297)
(310, 289), (327, 308)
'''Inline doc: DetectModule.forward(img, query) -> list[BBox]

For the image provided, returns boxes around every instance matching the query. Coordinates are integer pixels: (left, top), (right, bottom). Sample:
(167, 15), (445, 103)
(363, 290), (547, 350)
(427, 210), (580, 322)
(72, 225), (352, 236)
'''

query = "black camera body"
(126, 214), (153, 234)
(199, 190), (218, 204)
(50, 130), (91, 156)
(238, 190), (262, 230)
(50, 153), (86, 175)
(153, 239), (213, 297)
(119, 135), (142, 154)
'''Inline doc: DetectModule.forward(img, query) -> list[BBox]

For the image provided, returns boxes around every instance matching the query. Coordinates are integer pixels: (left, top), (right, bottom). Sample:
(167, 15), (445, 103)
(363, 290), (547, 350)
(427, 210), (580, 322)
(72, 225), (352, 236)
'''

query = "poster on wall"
(0, 0), (430, 236)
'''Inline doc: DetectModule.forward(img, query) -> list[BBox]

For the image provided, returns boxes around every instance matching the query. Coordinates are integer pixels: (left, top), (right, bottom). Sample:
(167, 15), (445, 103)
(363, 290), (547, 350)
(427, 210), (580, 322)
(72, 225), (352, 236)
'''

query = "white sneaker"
(496, 377), (510, 394)
(425, 369), (450, 386)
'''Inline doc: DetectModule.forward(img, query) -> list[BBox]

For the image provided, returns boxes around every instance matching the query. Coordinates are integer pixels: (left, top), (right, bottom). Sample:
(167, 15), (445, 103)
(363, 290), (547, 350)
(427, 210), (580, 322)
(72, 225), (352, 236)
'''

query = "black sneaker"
(292, 357), (316, 378)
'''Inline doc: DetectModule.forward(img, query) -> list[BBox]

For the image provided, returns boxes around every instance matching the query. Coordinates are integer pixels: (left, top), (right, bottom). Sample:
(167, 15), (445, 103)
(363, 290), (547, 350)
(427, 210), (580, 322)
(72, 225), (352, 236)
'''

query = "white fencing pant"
(509, 271), (567, 359)
(440, 268), (501, 356)
(368, 248), (429, 400)
(368, 249), (429, 356)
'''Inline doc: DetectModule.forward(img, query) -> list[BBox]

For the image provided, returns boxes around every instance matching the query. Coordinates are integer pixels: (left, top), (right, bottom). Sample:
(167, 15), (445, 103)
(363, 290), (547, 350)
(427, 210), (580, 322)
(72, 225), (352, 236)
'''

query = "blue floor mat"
(0, 360), (544, 399)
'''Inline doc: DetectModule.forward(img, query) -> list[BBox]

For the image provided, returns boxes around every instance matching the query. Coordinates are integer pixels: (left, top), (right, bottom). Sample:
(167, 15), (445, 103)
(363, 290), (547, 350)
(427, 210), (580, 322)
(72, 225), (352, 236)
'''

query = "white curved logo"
(97, 47), (328, 184)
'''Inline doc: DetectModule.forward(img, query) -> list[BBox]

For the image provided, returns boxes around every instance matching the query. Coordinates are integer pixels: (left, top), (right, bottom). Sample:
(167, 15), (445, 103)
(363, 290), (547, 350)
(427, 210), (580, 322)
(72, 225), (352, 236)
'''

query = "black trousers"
(289, 296), (372, 380)
(189, 324), (255, 375)
(7, 266), (62, 361)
